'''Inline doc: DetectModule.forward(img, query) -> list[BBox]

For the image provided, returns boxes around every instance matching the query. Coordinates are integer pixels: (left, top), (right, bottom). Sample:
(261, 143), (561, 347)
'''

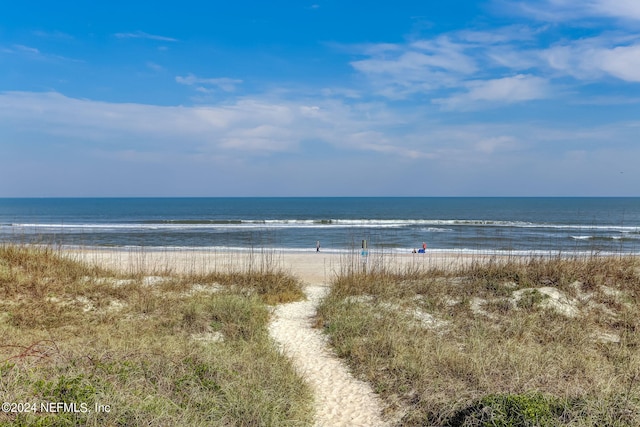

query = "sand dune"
(65, 248), (490, 426)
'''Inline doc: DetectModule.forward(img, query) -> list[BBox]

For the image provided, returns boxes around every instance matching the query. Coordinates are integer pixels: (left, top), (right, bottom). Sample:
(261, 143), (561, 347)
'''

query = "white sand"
(66, 248), (483, 280)
(269, 283), (389, 427)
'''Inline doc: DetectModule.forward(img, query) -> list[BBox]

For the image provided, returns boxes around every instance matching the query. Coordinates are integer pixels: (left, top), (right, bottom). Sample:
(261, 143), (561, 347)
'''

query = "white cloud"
(114, 31), (177, 42)
(3, 44), (81, 63)
(1, 91), (512, 166)
(349, 29), (559, 101)
(0, 91), (408, 158)
(220, 125), (296, 151)
(349, 15), (640, 104)
(467, 75), (549, 101)
(33, 30), (74, 40)
(320, 87), (361, 99)
(13, 44), (41, 55)
(176, 74), (243, 92)
(434, 75), (550, 110)
(409, 37), (478, 74)
(2, 91), (639, 195)
(502, 0), (640, 22)
(540, 37), (640, 82)
(599, 44), (640, 82)
(475, 136), (520, 154)
(350, 36), (477, 98)
(455, 25), (540, 44)
(1, 91), (637, 161)
(590, 0), (640, 20)
(146, 62), (164, 72)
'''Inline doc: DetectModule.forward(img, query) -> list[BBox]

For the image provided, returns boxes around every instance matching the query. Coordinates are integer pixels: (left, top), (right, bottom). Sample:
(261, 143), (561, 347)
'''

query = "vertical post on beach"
(361, 239), (368, 273)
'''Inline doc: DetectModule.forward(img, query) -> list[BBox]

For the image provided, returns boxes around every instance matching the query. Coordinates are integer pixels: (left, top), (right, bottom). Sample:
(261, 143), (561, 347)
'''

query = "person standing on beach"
(422, 242), (427, 251)
(316, 240), (321, 252)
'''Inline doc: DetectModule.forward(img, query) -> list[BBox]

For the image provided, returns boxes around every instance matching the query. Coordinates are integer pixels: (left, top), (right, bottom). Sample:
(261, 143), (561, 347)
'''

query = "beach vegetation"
(317, 253), (640, 426)
(0, 244), (312, 426)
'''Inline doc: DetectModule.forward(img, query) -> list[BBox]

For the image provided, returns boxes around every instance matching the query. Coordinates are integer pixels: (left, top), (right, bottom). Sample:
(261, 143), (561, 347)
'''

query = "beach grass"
(317, 253), (640, 426)
(0, 244), (313, 426)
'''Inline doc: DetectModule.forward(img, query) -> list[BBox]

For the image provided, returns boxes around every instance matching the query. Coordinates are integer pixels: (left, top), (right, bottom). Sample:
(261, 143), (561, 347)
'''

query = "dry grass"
(0, 244), (313, 426)
(317, 254), (640, 426)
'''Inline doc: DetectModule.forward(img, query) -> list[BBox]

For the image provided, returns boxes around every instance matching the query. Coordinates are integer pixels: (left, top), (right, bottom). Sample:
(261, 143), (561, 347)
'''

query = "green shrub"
(517, 289), (549, 310)
(449, 392), (565, 427)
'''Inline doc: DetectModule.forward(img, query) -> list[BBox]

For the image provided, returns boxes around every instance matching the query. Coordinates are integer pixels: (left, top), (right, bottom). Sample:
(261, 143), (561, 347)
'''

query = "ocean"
(1, 198), (639, 255)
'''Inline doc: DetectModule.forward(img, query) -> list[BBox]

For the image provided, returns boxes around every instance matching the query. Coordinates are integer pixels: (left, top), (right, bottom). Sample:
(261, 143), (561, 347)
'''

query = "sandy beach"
(66, 248), (498, 283)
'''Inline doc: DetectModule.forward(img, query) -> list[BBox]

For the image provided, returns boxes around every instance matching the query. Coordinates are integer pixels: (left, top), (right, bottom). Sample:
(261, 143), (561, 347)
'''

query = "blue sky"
(1, 0), (639, 196)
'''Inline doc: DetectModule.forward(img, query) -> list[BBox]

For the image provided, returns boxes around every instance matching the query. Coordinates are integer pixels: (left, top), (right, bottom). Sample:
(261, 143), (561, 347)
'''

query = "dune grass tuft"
(317, 254), (640, 426)
(0, 244), (313, 427)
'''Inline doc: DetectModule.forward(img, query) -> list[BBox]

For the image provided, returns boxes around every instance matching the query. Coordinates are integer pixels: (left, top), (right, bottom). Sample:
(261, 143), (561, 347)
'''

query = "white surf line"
(269, 283), (389, 427)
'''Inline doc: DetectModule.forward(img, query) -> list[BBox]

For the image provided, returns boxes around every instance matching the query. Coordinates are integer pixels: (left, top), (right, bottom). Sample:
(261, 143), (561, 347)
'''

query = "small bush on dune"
(188, 269), (305, 305)
(447, 392), (565, 427)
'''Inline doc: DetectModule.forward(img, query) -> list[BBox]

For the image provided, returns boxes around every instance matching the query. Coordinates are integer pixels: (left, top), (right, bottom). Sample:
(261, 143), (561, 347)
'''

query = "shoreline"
(59, 246), (639, 284)
(56, 243), (640, 256)
(63, 247), (485, 283)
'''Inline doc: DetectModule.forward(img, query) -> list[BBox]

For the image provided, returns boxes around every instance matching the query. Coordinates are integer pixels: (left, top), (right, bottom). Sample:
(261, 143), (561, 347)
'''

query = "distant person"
(316, 240), (321, 252)
(412, 248), (417, 253)
(422, 242), (427, 251)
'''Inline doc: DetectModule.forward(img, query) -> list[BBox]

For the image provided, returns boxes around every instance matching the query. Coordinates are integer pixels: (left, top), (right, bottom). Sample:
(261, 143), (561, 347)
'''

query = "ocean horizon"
(1, 197), (639, 255)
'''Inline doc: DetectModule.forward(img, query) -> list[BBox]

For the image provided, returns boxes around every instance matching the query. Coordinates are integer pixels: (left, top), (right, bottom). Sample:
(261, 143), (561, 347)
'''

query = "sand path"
(269, 281), (389, 427)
